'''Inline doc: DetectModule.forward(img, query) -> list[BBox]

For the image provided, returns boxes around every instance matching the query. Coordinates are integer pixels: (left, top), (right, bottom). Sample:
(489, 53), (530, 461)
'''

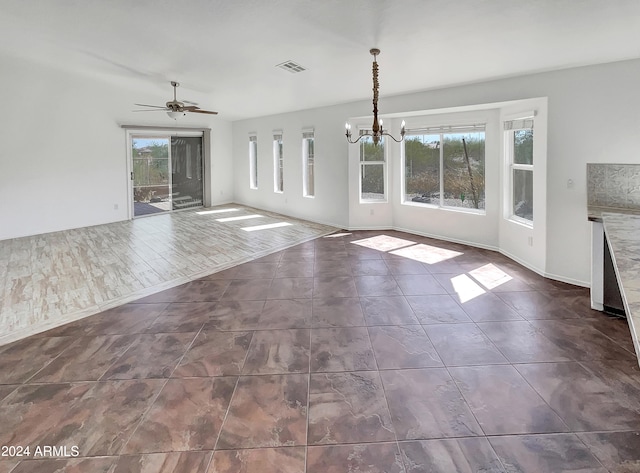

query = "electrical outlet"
(370, 209), (375, 216)
(528, 236), (533, 247)
(567, 179), (574, 189)
(114, 204), (118, 210)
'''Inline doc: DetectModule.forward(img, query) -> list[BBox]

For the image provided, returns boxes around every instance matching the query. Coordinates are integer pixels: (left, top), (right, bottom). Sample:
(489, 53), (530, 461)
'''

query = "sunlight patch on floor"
(390, 244), (463, 264)
(468, 263), (513, 290)
(196, 208), (239, 215)
(216, 214), (263, 222)
(324, 232), (352, 238)
(351, 235), (416, 252)
(241, 222), (293, 232)
(450, 274), (486, 303)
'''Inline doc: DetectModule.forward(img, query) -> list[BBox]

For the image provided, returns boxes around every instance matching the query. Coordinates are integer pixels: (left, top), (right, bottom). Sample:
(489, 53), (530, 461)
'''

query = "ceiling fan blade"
(132, 109), (168, 112)
(189, 109), (218, 115)
(182, 105), (200, 111)
(134, 103), (167, 109)
(183, 100), (199, 106)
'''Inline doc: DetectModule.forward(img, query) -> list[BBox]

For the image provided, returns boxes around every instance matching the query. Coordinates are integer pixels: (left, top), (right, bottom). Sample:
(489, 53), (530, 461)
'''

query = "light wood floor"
(0, 205), (337, 345)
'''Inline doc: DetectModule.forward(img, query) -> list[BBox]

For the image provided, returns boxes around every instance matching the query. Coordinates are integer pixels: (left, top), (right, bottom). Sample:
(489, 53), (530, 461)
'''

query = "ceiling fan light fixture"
(167, 111), (186, 120)
(134, 82), (217, 118)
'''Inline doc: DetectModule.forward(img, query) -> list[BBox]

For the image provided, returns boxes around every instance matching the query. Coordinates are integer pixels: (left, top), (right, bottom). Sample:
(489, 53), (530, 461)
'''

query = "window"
(249, 134), (257, 189)
(505, 116), (534, 224)
(273, 131), (283, 193)
(302, 129), (314, 197)
(404, 125), (485, 210)
(359, 133), (386, 201)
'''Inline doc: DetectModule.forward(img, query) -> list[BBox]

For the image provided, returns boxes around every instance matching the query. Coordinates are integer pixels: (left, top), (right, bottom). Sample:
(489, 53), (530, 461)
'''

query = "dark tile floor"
(1, 230), (640, 472)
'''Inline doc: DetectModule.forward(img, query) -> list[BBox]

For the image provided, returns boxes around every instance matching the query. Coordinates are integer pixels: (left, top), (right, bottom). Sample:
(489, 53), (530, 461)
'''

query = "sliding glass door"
(170, 136), (203, 211)
(131, 134), (204, 217)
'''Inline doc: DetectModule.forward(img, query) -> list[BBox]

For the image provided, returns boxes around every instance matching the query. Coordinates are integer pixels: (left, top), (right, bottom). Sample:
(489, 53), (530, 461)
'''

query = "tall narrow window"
(249, 134), (258, 189)
(302, 129), (314, 197)
(360, 133), (386, 201)
(273, 131), (284, 193)
(505, 116), (534, 224)
(404, 125), (485, 210)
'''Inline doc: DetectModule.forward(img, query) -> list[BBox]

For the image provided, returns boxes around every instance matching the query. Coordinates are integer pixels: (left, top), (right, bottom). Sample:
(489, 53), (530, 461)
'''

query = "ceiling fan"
(134, 81), (218, 119)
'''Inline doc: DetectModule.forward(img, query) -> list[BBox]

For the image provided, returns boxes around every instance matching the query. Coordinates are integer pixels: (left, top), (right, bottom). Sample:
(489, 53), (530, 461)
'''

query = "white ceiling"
(2, 0), (640, 120)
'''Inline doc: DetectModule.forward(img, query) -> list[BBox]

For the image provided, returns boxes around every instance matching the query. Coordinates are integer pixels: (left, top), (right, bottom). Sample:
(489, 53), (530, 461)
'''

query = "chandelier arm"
(382, 132), (404, 143)
(346, 131), (373, 144)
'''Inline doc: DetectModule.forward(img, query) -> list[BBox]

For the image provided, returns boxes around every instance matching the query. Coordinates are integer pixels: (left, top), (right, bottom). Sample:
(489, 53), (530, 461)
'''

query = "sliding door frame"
(123, 126), (212, 220)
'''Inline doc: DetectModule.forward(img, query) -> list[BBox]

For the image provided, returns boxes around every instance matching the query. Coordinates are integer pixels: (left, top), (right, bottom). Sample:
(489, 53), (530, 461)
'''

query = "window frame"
(273, 131), (284, 193)
(302, 129), (315, 198)
(504, 115), (535, 227)
(401, 124), (486, 214)
(358, 131), (387, 203)
(249, 133), (258, 190)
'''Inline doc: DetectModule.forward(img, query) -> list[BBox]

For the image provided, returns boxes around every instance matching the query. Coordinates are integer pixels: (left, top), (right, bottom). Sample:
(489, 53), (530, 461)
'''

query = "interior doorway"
(130, 133), (204, 217)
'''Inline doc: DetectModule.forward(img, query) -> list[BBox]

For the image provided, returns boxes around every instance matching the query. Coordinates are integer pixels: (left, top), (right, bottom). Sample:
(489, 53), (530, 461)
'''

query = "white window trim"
(302, 128), (314, 198)
(504, 112), (535, 227)
(273, 131), (283, 194)
(249, 133), (258, 190)
(358, 129), (388, 203)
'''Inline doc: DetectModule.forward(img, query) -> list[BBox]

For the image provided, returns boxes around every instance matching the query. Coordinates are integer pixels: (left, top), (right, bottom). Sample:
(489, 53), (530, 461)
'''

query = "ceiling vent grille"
(276, 60), (306, 73)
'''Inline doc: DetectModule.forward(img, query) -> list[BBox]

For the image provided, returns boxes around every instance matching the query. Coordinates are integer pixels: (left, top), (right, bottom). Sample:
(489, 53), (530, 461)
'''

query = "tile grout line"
(362, 286), (408, 473)
(116, 325), (204, 458)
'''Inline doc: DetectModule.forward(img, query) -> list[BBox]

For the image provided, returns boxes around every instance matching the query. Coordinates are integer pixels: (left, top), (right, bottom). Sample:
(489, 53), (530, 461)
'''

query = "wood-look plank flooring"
(0, 205), (336, 344)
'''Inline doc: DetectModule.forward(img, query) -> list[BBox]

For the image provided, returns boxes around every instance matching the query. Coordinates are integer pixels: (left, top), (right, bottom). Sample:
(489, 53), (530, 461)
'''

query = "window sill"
(401, 201), (486, 216)
(507, 216), (533, 228)
(360, 199), (388, 204)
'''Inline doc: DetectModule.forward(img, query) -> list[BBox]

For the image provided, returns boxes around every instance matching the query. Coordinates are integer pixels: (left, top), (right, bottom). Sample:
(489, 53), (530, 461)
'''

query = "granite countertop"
(600, 212), (640, 359)
(588, 206), (640, 222)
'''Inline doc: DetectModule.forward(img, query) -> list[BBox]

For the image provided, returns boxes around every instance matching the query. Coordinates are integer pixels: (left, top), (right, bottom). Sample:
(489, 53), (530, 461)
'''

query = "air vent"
(276, 60), (306, 73)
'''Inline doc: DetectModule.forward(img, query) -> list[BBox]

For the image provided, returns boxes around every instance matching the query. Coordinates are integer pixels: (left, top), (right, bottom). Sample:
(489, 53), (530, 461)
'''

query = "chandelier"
(345, 48), (405, 145)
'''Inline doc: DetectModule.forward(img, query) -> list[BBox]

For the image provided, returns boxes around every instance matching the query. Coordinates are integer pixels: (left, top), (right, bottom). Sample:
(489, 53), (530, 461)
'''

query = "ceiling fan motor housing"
(166, 101), (185, 111)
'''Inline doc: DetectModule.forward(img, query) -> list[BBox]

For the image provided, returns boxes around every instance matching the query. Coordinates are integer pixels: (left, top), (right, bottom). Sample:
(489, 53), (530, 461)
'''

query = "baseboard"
(347, 225), (394, 231)
(541, 270), (589, 288)
(206, 199), (234, 207)
(392, 225), (500, 252)
(231, 200), (346, 231)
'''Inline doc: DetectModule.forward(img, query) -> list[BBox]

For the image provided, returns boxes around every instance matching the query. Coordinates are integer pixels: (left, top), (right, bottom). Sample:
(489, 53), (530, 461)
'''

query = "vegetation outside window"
(302, 129), (314, 197)
(404, 125), (485, 211)
(273, 132), (284, 193)
(249, 134), (258, 189)
(505, 117), (534, 224)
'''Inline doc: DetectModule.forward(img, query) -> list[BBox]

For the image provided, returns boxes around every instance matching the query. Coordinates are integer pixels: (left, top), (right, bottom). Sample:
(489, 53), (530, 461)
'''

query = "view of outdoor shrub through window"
(360, 135), (385, 201)
(404, 130), (485, 210)
(512, 128), (534, 221)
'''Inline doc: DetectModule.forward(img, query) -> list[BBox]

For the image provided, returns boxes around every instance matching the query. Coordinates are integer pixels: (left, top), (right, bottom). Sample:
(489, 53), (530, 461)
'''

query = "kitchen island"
(589, 206), (640, 365)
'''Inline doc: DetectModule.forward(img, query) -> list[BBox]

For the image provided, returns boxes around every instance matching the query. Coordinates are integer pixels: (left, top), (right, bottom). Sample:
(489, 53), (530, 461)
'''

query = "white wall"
(232, 104), (369, 228)
(0, 53), (233, 241)
(232, 58), (640, 285)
